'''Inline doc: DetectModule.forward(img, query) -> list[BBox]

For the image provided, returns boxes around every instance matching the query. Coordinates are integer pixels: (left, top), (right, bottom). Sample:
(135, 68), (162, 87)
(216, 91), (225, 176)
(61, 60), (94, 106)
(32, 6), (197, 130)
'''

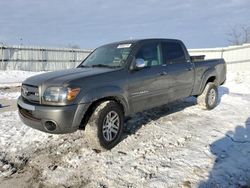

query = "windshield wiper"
(91, 64), (120, 68)
(78, 65), (91, 68)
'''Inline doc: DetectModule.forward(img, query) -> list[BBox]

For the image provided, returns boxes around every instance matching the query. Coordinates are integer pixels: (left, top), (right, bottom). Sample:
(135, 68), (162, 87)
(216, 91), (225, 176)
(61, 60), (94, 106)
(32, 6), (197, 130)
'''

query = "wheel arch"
(197, 68), (218, 95)
(79, 96), (127, 129)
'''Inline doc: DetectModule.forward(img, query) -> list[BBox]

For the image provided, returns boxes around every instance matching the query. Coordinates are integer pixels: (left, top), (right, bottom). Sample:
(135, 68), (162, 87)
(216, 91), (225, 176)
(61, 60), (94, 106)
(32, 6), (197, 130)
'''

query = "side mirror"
(135, 58), (146, 69)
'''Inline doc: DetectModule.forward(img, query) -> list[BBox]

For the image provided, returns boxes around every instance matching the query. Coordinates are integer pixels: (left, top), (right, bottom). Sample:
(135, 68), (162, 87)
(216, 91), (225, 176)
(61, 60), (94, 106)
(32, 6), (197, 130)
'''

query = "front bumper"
(17, 96), (90, 134)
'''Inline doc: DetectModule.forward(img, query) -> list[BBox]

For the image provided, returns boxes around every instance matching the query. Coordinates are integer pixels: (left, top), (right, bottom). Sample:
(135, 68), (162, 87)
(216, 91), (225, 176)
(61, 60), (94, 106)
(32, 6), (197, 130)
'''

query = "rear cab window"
(162, 42), (186, 64)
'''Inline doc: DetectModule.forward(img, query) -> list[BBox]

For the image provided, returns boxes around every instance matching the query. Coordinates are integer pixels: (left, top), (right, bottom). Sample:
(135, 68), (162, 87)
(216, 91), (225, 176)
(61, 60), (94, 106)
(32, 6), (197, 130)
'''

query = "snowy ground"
(0, 70), (250, 187)
(0, 70), (44, 88)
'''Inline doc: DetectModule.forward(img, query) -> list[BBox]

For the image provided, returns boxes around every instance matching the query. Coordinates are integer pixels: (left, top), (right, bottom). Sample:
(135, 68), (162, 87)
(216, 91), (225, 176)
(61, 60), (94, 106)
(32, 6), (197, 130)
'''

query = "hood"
(23, 67), (116, 86)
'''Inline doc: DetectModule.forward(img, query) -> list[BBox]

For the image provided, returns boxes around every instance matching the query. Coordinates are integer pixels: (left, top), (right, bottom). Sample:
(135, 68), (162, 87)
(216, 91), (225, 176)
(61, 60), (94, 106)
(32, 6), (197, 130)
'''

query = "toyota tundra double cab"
(18, 39), (226, 150)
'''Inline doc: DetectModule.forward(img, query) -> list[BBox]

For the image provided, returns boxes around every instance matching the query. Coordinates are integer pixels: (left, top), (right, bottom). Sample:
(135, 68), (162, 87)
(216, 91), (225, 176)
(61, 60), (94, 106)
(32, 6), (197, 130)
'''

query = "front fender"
(78, 86), (130, 115)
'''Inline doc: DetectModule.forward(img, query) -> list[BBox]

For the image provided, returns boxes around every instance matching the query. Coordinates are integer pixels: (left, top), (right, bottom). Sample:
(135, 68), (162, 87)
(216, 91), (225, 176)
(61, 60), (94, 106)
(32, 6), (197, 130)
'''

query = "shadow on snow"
(199, 117), (250, 188)
(123, 85), (229, 136)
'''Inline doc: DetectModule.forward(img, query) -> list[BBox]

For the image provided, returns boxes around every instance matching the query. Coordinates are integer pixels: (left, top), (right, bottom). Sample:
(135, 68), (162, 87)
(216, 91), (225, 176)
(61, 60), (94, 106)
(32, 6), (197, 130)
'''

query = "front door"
(127, 42), (171, 113)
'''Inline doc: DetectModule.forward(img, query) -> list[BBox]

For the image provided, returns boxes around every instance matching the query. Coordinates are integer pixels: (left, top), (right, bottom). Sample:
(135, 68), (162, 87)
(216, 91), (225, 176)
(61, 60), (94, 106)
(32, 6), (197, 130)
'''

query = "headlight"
(43, 87), (80, 103)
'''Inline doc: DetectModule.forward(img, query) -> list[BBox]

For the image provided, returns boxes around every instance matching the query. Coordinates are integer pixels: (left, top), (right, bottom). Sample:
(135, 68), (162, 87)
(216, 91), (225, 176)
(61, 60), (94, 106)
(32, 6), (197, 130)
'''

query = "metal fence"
(1, 43), (250, 72)
(0, 45), (92, 71)
(189, 43), (250, 71)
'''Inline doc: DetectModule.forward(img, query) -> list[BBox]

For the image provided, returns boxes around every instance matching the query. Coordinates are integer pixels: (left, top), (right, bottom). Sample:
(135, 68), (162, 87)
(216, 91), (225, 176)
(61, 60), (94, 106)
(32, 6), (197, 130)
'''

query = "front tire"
(85, 101), (124, 150)
(197, 82), (218, 110)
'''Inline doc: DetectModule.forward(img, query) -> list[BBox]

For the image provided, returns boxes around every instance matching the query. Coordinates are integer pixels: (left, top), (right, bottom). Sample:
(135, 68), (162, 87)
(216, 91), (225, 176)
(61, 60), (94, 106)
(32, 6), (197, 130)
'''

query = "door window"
(135, 43), (162, 67)
(162, 42), (186, 64)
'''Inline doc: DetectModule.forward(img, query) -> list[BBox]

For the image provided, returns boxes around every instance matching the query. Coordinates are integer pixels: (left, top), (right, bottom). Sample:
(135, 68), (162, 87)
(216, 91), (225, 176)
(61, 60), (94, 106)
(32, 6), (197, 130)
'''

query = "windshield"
(79, 43), (133, 68)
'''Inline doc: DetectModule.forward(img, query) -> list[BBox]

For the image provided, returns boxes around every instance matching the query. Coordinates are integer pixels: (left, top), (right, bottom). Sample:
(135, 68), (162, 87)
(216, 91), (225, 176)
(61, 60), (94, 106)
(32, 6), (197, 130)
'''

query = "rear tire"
(85, 101), (124, 151)
(197, 82), (218, 110)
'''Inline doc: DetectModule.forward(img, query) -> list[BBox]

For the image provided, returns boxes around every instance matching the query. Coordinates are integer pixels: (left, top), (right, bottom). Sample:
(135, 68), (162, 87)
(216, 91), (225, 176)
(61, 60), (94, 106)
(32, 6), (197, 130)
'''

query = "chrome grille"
(21, 84), (39, 103)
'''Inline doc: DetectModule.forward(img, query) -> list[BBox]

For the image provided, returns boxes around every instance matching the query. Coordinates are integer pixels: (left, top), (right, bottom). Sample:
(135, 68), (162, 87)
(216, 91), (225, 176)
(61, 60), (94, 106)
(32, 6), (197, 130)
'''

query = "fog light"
(44, 121), (57, 131)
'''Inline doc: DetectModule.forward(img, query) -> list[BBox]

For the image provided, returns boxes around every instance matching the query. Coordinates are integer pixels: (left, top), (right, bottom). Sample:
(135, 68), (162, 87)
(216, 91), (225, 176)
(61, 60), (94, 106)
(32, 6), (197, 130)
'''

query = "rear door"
(162, 41), (195, 100)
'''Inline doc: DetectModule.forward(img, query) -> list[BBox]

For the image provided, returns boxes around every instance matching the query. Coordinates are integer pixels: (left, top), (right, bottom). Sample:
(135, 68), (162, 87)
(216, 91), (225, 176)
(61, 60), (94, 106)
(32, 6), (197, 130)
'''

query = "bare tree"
(227, 26), (242, 45)
(241, 26), (250, 44)
(227, 25), (250, 45)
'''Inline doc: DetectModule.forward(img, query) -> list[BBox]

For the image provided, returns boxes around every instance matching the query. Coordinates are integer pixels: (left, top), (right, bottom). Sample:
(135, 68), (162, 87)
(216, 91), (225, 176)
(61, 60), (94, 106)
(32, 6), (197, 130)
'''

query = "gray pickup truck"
(18, 39), (226, 150)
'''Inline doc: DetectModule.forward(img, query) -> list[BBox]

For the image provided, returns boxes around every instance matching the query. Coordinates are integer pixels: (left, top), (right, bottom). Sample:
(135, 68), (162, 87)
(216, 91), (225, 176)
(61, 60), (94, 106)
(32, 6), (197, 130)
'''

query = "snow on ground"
(0, 91), (20, 100)
(0, 70), (44, 88)
(0, 70), (250, 187)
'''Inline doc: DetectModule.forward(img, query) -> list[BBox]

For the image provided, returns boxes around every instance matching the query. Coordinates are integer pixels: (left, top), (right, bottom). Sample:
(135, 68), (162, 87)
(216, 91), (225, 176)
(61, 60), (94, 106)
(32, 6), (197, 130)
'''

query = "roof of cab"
(100, 38), (182, 47)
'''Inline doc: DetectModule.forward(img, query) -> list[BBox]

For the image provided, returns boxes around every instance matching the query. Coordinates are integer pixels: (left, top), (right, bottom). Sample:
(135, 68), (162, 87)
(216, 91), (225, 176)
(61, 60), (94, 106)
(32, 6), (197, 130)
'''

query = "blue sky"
(0, 0), (249, 49)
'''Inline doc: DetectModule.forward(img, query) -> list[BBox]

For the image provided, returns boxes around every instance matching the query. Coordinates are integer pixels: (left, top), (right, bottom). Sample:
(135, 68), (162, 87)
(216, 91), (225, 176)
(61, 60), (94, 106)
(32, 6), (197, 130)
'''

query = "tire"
(84, 101), (124, 151)
(197, 82), (218, 110)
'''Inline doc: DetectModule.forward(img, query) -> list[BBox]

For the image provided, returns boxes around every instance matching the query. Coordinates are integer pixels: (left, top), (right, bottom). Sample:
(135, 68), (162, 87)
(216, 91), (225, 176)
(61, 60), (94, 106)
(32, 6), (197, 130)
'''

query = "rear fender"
(198, 68), (217, 94)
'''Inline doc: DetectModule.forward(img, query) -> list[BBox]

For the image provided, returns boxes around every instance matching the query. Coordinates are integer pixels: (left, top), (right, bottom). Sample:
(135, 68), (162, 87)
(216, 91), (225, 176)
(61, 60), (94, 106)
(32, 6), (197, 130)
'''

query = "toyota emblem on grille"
(22, 87), (29, 96)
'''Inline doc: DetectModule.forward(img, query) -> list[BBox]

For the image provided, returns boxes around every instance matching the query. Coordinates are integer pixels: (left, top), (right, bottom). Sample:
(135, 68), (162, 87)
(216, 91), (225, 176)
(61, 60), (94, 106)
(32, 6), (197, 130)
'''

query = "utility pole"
(19, 38), (23, 46)
(0, 42), (4, 70)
